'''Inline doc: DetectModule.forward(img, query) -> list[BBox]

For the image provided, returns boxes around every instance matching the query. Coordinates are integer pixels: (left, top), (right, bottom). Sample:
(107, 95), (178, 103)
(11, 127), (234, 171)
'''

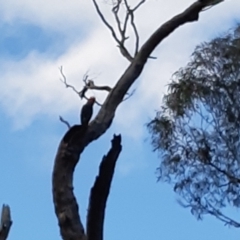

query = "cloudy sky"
(1, 0), (240, 239)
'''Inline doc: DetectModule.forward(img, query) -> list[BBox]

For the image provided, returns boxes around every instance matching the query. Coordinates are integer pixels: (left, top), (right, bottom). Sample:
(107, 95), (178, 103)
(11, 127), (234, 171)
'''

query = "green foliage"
(148, 24), (240, 226)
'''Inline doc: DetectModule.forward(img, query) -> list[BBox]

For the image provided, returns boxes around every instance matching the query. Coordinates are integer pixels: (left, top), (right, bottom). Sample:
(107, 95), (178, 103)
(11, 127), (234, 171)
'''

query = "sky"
(0, 0), (240, 239)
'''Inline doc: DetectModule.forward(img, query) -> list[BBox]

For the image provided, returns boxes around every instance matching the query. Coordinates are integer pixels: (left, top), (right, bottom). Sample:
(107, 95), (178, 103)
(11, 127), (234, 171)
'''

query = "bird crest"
(88, 96), (95, 103)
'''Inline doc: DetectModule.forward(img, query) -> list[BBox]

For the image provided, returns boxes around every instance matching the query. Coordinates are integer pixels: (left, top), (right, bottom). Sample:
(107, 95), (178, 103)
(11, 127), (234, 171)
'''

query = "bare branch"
(85, 80), (112, 92)
(138, 2), (203, 60)
(94, 0), (151, 61)
(132, 0), (146, 11)
(112, 1), (130, 46)
(130, 12), (139, 56)
(117, 45), (134, 61)
(112, 1), (124, 39)
(61, 63), (133, 106)
(87, 135), (122, 240)
(60, 66), (81, 96)
(59, 116), (71, 129)
(122, 8), (130, 38)
(59, 67), (104, 106)
(123, 0), (142, 56)
(93, 0), (133, 61)
(200, 0), (224, 8)
(0, 204), (12, 240)
(122, 88), (136, 102)
(92, 0), (121, 44)
(88, 1), (205, 143)
(60, 66), (86, 100)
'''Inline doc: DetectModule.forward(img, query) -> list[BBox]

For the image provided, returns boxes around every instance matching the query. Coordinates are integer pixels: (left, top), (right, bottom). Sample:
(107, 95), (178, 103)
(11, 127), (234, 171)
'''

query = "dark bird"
(80, 97), (95, 126)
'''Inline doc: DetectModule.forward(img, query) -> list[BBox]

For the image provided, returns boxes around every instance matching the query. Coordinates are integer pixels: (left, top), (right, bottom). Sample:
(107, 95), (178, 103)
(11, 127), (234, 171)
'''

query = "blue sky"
(1, 0), (240, 239)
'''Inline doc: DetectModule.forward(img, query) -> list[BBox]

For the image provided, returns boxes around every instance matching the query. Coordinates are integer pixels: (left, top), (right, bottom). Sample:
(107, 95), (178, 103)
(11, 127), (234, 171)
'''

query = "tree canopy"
(148, 24), (240, 227)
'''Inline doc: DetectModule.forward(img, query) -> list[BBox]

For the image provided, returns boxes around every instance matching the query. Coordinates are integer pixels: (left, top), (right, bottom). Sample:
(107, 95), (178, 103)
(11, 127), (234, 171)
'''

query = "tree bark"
(52, 125), (87, 240)
(87, 135), (122, 240)
(0, 205), (12, 240)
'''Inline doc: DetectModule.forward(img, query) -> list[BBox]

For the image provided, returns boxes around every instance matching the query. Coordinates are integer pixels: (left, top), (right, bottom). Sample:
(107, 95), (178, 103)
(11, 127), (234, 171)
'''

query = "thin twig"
(59, 66), (105, 106)
(122, 89), (136, 102)
(112, 1), (124, 38)
(209, 162), (240, 184)
(123, 0), (141, 56)
(93, 0), (133, 61)
(92, 0), (121, 44)
(122, 9), (130, 37)
(205, 200), (240, 228)
(59, 116), (71, 129)
(59, 66), (81, 96)
(85, 80), (112, 92)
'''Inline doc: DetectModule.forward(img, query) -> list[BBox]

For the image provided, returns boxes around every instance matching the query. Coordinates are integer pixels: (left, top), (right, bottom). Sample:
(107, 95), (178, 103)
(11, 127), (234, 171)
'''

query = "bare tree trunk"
(87, 135), (122, 240)
(52, 126), (122, 240)
(52, 125), (87, 240)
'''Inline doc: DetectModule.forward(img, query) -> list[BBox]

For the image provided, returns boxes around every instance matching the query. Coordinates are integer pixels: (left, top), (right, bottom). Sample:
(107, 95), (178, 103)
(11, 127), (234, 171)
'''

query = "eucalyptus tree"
(148, 24), (240, 227)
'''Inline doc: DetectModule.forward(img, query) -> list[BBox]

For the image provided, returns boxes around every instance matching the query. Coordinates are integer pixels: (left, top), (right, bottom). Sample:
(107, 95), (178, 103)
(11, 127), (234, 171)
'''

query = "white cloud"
(0, 27), (127, 129)
(0, 0), (239, 135)
(0, 0), (96, 31)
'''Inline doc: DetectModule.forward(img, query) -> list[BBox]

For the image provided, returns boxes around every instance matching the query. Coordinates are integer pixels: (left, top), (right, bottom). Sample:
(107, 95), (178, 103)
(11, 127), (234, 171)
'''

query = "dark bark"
(52, 125), (87, 240)
(52, 1), (207, 239)
(0, 205), (12, 240)
(87, 135), (122, 240)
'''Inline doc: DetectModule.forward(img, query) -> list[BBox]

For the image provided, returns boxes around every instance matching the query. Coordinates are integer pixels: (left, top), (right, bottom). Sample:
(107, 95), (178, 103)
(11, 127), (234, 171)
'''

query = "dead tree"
(0, 205), (12, 240)
(51, 0), (224, 240)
